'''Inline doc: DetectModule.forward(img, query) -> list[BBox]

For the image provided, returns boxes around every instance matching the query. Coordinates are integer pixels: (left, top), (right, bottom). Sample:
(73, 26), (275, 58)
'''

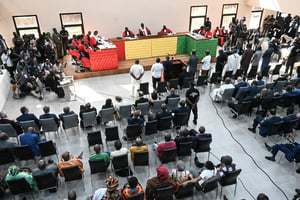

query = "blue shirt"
(20, 132), (41, 156)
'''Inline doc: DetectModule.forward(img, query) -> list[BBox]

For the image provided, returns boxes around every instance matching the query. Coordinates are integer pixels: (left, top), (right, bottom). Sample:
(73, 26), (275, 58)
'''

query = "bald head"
(0, 132), (9, 141)
(27, 127), (35, 133)
(93, 144), (101, 154)
(62, 151), (70, 161)
(37, 160), (47, 170)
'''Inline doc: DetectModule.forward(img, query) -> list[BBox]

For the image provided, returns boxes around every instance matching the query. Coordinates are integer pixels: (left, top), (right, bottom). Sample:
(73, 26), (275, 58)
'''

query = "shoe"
(248, 128), (256, 134)
(264, 143), (272, 151)
(296, 168), (300, 174)
(232, 114), (237, 118)
(193, 120), (197, 125)
(296, 189), (300, 195)
(194, 156), (204, 168)
(265, 156), (275, 162)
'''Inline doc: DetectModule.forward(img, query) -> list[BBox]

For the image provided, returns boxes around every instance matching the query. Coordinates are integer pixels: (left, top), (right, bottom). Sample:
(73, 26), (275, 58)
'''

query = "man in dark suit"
(127, 110), (145, 127)
(233, 76), (249, 98)
(187, 49), (199, 78)
(165, 88), (179, 104)
(174, 128), (193, 147)
(163, 55), (172, 82)
(173, 100), (190, 114)
(156, 103), (172, 121)
(0, 112), (23, 135)
(248, 108), (282, 137)
(278, 85), (298, 107)
(59, 106), (77, 121)
(134, 91), (149, 107)
(16, 106), (40, 129)
(33, 159), (58, 177)
(282, 106), (297, 122)
(39, 106), (60, 127)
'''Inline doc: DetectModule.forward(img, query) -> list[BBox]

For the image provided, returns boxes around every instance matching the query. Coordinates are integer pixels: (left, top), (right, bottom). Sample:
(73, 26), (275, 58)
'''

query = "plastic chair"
(62, 114), (79, 130)
(230, 101), (252, 119)
(61, 165), (83, 182)
(105, 126), (119, 147)
(19, 120), (40, 134)
(111, 154), (130, 176)
(234, 86), (249, 100)
(126, 124), (142, 141)
(137, 102), (149, 116)
(33, 172), (58, 193)
(139, 82), (150, 96)
(221, 88), (234, 102)
(100, 107), (115, 124)
(194, 136), (212, 160)
(151, 100), (165, 114)
(182, 77), (194, 89)
(177, 141), (193, 164)
(161, 148), (177, 163)
(133, 151), (149, 175)
(6, 178), (35, 200)
(40, 118), (59, 137)
(158, 116), (172, 131)
(198, 175), (220, 200)
(219, 169), (242, 197)
(0, 148), (15, 165)
(169, 78), (179, 90)
(11, 145), (35, 162)
(175, 182), (195, 199)
(118, 105), (132, 120)
(38, 140), (59, 161)
(157, 81), (168, 94)
(145, 120), (158, 136)
(82, 111), (97, 128)
(173, 113), (189, 128)
(87, 131), (103, 151)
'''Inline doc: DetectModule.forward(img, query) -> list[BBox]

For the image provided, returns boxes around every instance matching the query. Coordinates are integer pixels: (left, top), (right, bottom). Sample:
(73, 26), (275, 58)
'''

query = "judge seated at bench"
(123, 27), (135, 38)
(158, 25), (173, 35)
(138, 23), (151, 36)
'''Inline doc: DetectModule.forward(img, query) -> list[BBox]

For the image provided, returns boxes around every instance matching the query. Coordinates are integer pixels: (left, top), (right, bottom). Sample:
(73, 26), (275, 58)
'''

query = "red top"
(157, 141), (176, 159)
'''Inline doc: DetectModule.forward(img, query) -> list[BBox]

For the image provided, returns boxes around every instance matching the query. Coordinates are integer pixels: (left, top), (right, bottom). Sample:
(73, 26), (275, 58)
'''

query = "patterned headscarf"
(104, 176), (119, 191)
(8, 165), (19, 176)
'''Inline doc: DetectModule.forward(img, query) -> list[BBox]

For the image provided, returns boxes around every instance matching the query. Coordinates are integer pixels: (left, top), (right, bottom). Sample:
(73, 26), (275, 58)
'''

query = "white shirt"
(110, 147), (129, 159)
(198, 168), (218, 185)
(201, 55), (211, 70)
(151, 63), (163, 78)
(1, 53), (13, 67)
(227, 53), (241, 74)
(130, 64), (144, 80)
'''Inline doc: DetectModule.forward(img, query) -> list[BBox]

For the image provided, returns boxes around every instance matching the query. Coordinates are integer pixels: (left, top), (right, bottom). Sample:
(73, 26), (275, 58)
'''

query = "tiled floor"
(1, 62), (299, 200)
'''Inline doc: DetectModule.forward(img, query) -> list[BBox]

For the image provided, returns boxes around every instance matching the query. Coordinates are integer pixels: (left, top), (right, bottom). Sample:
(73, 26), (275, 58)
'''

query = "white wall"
(0, 0), (253, 47)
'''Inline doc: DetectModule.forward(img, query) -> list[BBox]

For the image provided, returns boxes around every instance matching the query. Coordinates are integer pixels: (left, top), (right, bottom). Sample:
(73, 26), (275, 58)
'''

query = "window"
(221, 3), (239, 30)
(60, 12), (84, 38)
(249, 8), (263, 29)
(189, 6), (207, 31)
(12, 15), (41, 38)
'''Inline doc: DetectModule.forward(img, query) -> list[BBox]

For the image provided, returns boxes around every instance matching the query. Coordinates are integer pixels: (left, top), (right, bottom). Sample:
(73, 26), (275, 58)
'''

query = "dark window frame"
(12, 15), (41, 36)
(220, 3), (239, 28)
(59, 12), (84, 35)
(189, 5), (208, 31)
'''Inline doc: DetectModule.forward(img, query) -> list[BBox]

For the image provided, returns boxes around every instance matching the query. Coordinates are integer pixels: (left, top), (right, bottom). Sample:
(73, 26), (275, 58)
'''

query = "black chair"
(33, 172), (58, 192)
(139, 82), (150, 96)
(175, 182), (195, 199)
(137, 102), (150, 116)
(82, 111), (97, 128)
(177, 141), (193, 164)
(133, 151), (149, 175)
(196, 75), (208, 86)
(161, 148), (177, 163)
(128, 191), (145, 200)
(264, 120), (284, 140)
(234, 86), (249, 101)
(145, 120), (158, 136)
(173, 113), (189, 128)
(6, 178), (35, 200)
(126, 124), (142, 141)
(194, 136), (212, 160)
(11, 145), (35, 162)
(169, 78), (179, 90)
(209, 72), (220, 84)
(280, 119), (299, 137)
(219, 169), (242, 197)
(158, 116), (172, 131)
(111, 154), (130, 176)
(61, 165), (83, 182)
(198, 175), (220, 200)
(0, 148), (15, 165)
(261, 65), (271, 78)
(157, 81), (168, 94)
(0, 124), (19, 144)
(223, 71), (233, 81)
(234, 69), (244, 80)
(38, 140), (59, 161)
(230, 101), (252, 119)
(87, 131), (103, 149)
(182, 77), (194, 89)
(88, 159), (107, 175)
(273, 80), (287, 93)
(155, 185), (174, 200)
(62, 114), (79, 131)
(105, 126), (119, 146)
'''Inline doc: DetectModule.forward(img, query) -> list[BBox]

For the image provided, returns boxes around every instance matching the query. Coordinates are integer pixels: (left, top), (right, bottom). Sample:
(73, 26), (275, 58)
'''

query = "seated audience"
(123, 27), (135, 38)
(110, 140), (129, 159)
(57, 151), (84, 177)
(16, 106), (40, 129)
(0, 112), (23, 135)
(174, 129), (194, 147)
(146, 165), (177, 200)
(233, 76), (249, 98)
(165, 88), (179, 104)
(39, 105), (60, 127)
(5, 165), (38, 191)
(138, 23), (151, 36)
(212, 77), (234, 102)
(156, 103), (172, 121)
(171, 160), (193, 184)
(257, 74), (265, 86)
(114, 96), (127, 114)
(158, 25), (173, 35)
(135, 91), (149, 107)
(122, 176), (144, 200)
(20, 127), (42, 156)
(0, 132), (17, 149)
(33, 159), (58, 177)
(66, 190), (77, 200)
(282, 106), (297, 122)
(172, 100), (190, 115)
(153, 132), (176, 160)
(89, 144), (110, 169)
(101, 98), (114, 109)
(79, 102), (97, 127)
(91, 176), (122, 200)
(265, 135), (300, 162)
(279, 85), (298, 107)
(217, 155), (237, 177)
(59, 106), (78, 122)
(129, 137), (148, 161)
(149, 91), (159, 107)
(127, 110), (145, 127)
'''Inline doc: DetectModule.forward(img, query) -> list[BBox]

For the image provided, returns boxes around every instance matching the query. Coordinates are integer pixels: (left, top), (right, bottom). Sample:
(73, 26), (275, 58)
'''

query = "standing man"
(129, 59), (144, 97)
(163, 55), (172, 82)
(204, 17), (212, 31)
(186, 82), (200, 125)
(187, 49), (199, 79)
(60, 26), (69, 56)
(52, 28), (63, 59)
(201, 50), (211, 76)
(240, 43), (254, 75)
(151, 58), (163, 90)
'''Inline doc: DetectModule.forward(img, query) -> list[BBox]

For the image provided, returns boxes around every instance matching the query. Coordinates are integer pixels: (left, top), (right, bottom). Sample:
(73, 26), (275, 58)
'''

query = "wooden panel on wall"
(124, 39), (152, 60)
(151, 37), (177, 57)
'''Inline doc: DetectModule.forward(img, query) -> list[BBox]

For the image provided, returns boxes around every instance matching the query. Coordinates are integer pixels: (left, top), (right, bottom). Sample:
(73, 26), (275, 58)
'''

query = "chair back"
(105, 126), (119, 142)
(0, 148), (15, 165)
(112, 154), (129, 172)
(152, 100), (165, 113)
(290, 78), (300, 87)
(33, 172), (57, 191)
(281, 119), (299, 135)
(194, 137), (212, 153)
(87, 131), (103, 147)
(145, 120), (158, 135)
(182, 77), (193, 89)
(126, 124), (142, 140)
(158, 116), (172, 131)
(19, 120), (40, 133)
(234, 69), (243, 80)
(0, 124), (18, 138)
(61, 165), (82, 182)
(237, 101), (252, 115)
(196, 75), (208, 86)
(223, 71), (233, 80)
(161, 148), (177, 163)
(6, 177), (32, 195)
(221, 88), (234, 101)
(139, 82), (149, 95)
(201, 175), (220, 193)
(210, 72), (220, 84)
(40, 118), (58, 132)
(12, 145), (35, 161)
(88, 159), (107, 174)
(155, 185), (173, 200)
(137, 102), (150, 116)
(273, 80), (287, 93)
(219, 169), (242, 187)
(167, 97), (180, 111)
(295, 153), (300, 163)
(101, 107), (115, 123)
(62, 114), (78, 130)
(235, 86), (249, 100)
(173, 113), (189, 127)
(157, 81), (168, 93)
(119, 105), (132, 119)
(175, 182), (194, 198)
(82, 111), (97, 128)
(128, 191), (145, 200)
(267, 120), (284, 137)
(38, 140), (57, 157)
(177, 141), (193, 156)
(169, 78), (179, 90)
(133, 151), (149, 166)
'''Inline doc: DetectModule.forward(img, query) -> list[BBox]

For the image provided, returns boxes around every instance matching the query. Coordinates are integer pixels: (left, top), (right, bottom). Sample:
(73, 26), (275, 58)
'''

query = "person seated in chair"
(153, 132), (176, 160)
(0, 112), (23, 135)
(156, 103), (172, 121)
(39, 106), (60, 127)
(134, 91), (149, 108)
(158, 25), (173, 35)
(248, 108), (282, 137)
(282, 106), (297, 122)
(216, 155), (237, 177)
(110, 140), (129, 160)
(174, 128), (193, 147)
(233, 76), (249, 98)
(278, 85), (298, 107)
(129, 137), (148, 161)
(172, 100), (190, 115)
(122, 176), (145, 200)
(19, 127), (43, 156)
(123, 27), (135, 38)
(165, 88), (179, 104)
(91, 176), (122, 200)
(212, 77), (234, 102)
(33, 159), (58, 177)
(265, 135), (300, 162)
(127, 110), (145, 128)
(171, 160), (194, 184)
(57, 151), (84, 177)
(17, 106), (40, 129)
(0, 132), (17, 149)
(59, 106), (78, 123)
(79, 102), (97, 127)
(89, 144), (110, 169)
(138, 23), (151, 36)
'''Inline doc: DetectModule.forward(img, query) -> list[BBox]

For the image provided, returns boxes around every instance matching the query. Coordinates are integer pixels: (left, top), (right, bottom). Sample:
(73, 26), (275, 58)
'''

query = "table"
(89, 48), (118, 72)
(59, 76), (76, 101)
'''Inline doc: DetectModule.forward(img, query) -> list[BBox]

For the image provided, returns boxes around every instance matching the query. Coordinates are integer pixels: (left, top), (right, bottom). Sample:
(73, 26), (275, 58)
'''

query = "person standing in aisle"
(129, 59), (144, 97)
(186, 82), (200, 125)
(151, 58), (163, 90)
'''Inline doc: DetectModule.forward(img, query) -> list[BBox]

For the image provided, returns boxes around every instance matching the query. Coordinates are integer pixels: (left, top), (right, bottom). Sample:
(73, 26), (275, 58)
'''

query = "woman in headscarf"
(5, 165), (38, 191)
(91, 176), (122, 200)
